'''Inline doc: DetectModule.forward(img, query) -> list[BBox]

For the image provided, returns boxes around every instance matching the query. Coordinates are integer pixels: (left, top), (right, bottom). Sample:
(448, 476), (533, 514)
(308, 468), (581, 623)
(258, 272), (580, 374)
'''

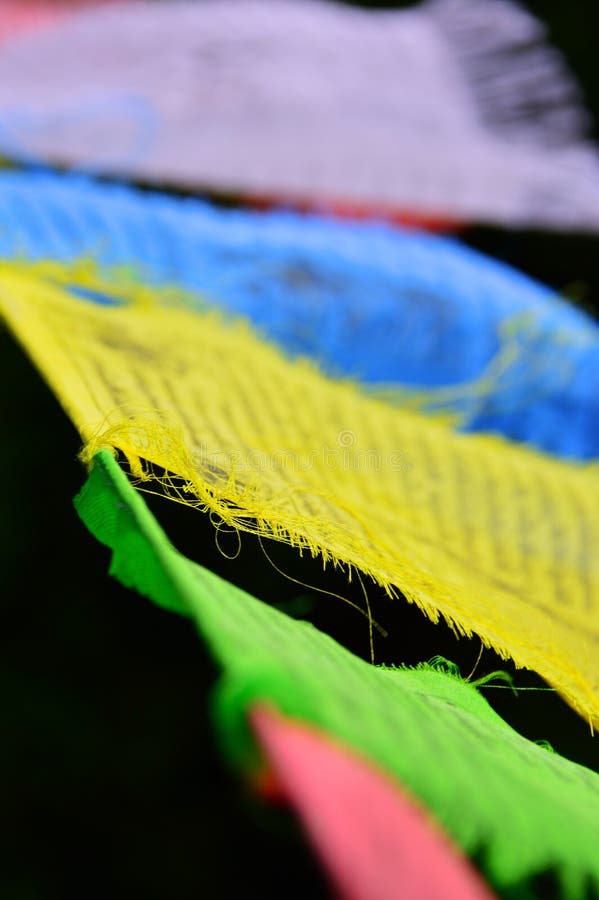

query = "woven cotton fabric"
(0, 171), (597, 459)
(74, 449), (599, 899)
(1, 261), (597, 726)
(0, 0), (598, 229)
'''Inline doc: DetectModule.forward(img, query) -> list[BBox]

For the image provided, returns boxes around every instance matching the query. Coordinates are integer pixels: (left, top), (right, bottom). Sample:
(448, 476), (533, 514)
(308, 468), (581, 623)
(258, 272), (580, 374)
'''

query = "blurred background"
(1, 2), (598, 898)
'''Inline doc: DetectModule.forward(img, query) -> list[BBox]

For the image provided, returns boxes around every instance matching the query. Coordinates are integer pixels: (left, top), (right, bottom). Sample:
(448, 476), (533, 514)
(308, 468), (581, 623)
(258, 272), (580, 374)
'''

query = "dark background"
(2, 2), (599, 899)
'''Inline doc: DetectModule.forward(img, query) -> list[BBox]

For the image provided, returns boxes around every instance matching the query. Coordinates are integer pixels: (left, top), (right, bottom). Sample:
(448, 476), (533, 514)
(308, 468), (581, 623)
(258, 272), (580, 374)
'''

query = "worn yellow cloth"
(1, 261), (597, 725)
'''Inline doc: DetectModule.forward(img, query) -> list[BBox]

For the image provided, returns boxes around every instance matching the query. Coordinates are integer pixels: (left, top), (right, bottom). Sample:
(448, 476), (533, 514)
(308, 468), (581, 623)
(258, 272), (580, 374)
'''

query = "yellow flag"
(1, 261), (597, 726)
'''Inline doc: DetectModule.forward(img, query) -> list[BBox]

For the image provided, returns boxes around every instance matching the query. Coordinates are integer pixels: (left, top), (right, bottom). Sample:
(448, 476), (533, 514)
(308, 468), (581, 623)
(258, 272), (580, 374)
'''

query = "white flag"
(0, 0), (598, 230)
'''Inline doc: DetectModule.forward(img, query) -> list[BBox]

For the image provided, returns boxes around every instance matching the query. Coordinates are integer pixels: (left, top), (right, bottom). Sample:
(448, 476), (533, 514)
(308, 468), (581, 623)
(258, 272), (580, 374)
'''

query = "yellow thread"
(355, 567), (375, 664)
(371, 311), (582, 420)
(213, 519), (243, 561)
(465, 641), (485, 683)
(256, 534), (387, 639)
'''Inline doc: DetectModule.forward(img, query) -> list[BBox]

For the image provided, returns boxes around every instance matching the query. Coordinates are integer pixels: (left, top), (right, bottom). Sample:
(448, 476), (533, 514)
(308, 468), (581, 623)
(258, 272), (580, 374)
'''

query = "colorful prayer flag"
(0, 261), (597, 726)
(0, 0), (597, 229)
(74, 448), (599, 899)
(0, 170), (597, 458)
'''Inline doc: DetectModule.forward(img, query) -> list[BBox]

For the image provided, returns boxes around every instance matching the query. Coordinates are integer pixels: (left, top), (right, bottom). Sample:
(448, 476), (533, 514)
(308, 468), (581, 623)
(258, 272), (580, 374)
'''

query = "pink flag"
(250, 705), (496, 900)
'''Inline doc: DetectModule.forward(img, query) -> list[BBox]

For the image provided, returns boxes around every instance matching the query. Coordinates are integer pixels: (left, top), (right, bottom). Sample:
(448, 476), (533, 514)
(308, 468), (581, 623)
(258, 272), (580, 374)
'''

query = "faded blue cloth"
(0, 169), (597, 459)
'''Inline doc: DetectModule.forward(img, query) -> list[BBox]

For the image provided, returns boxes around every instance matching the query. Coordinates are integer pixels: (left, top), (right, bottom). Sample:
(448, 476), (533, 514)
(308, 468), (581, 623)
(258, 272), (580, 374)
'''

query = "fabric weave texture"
(74, 448), (599, 900)
(0, 0), (598, 229)
(0, 171), (597, 459)
(0, 261), (597, 726)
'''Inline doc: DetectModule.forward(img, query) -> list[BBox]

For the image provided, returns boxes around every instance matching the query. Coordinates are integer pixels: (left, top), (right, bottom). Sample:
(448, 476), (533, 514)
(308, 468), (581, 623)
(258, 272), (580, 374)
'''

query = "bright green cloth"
(76, 450), (599, 898)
